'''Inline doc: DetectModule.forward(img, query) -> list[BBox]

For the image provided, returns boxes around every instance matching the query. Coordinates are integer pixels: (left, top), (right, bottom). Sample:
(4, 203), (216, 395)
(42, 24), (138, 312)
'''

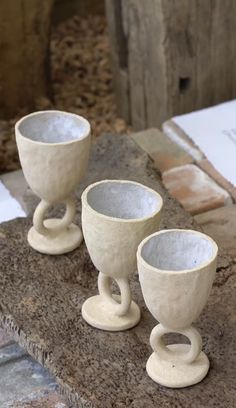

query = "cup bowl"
(137, 229), (218, 330)
(15, 110), (91, 203)
(82, 180), (163, 279)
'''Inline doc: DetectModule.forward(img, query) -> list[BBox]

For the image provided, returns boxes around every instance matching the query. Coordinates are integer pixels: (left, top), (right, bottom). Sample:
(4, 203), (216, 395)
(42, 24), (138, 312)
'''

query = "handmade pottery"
(137, 229), (218, 388)
(15, 110), (91, 255)
(81, 180), (163, 331)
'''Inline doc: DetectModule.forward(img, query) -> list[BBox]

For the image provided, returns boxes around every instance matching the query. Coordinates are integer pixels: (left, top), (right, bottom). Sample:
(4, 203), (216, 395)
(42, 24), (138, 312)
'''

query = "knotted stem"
(33, 196), (76, 236)
(98, 272), (132, 317)
(150, 323), (202, 364)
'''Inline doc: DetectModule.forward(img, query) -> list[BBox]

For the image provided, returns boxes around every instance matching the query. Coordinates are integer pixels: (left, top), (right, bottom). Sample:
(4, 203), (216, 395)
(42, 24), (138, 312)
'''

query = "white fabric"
(0, 181), (26, 223)
(173, 99), (236, 187)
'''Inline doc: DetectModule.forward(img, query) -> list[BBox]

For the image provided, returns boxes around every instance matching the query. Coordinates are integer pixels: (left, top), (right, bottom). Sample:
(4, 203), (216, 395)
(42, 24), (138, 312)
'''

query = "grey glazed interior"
(18, 112), (90, 143)
(87, 182), (160, 219)
(141, 231), (215, 271)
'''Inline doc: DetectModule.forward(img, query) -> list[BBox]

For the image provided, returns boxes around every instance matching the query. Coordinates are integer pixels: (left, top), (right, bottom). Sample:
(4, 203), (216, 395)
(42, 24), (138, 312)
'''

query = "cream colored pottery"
(15, 110), (91, 255)
(81, 180), (163, 331)
(137, 229), (218, 388)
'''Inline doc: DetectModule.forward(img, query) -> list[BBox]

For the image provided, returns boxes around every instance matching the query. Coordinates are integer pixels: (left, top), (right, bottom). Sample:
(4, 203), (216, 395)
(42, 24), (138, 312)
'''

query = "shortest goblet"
(137, 229), (218, 388)
(15, 110), (91, 255)
(81, 180), (163, 331)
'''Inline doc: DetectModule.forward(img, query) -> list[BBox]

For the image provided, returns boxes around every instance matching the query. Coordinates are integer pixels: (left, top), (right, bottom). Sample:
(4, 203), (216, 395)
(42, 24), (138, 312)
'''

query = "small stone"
(131, 128), (193, 172)
(162, 164), (232, 215)
(198, 159), (236, 202)
(194, 205), (236, 258)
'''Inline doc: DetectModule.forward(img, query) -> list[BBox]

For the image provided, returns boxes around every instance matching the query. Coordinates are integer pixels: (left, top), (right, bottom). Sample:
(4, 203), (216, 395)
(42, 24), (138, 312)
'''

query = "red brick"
(198, 159), (236, 202)
(162, 164), (232, 215)
(131, 128), (193, 172)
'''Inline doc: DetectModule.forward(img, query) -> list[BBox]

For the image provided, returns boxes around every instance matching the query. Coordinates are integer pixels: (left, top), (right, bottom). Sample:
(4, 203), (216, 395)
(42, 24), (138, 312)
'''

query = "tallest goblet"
(15, 110), (91, 255)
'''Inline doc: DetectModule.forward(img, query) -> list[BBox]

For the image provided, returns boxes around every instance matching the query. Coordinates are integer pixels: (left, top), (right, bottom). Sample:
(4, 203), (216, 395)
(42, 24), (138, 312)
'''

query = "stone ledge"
(0, 134), (235, 407)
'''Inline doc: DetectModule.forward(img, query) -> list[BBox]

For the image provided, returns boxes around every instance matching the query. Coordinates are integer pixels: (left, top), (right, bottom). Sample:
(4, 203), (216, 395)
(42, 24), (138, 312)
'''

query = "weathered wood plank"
(0, 0), (54, 118)
(106, 0), (236, 129)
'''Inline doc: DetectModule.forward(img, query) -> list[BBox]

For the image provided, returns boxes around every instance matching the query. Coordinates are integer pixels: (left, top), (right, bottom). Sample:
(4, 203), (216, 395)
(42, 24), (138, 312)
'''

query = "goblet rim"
(15, 110), (91, 146)
(81, 179), (163, 223)
(137, 228), (218, 274)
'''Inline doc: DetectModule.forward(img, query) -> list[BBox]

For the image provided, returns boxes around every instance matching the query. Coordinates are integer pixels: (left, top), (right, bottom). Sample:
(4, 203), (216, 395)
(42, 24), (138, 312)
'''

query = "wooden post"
(106, 0), (236, 129)
(0, 0), (54, 118)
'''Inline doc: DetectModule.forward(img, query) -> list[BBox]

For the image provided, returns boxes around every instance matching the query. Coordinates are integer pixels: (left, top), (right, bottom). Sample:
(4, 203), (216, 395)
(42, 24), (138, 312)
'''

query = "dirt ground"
(0, 15), (130, 173)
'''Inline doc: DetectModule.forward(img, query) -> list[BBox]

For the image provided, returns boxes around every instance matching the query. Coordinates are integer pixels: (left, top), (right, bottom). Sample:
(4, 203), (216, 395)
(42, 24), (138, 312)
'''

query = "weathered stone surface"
(195, 205), (236, 259)
(162, 164), (232, 215)
(199, 159), (236, 202)
(0, 343), (27, 365)
(131, 128), (193, 173)
(0, 335), (68, 407)
(0, 135), (235, 408)
(11, 392), (68, 408)
(0, 355), (57, 408)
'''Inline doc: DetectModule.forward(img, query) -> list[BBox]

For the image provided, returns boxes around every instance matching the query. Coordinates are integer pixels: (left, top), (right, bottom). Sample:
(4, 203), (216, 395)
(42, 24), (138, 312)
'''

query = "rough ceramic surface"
(137, 229), (218, 388)
(81, 180), (163, 331)
(15, 110), (91, 254)
(0, 134), (235, 407)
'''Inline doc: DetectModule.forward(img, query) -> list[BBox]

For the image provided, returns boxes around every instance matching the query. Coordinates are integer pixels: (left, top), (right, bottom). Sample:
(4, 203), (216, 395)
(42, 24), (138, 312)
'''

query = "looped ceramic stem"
(33, 196), (76, 236)
(150, 323), (202, 364)
(98, 272), (132, 317)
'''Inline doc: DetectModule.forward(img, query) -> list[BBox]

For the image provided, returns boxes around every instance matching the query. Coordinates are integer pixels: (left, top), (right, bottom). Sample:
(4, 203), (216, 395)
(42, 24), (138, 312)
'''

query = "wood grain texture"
(106, 0), (236, 129)
(0, 0), (54, 118)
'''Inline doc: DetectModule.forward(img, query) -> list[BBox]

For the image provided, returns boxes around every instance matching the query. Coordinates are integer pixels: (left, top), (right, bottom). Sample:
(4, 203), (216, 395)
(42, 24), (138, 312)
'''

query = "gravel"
(0, 15), (130, 173)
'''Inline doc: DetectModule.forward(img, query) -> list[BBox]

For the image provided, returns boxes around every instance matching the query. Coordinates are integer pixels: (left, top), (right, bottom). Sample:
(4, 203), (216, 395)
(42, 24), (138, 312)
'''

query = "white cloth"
(0, 181), (26, 223)
(173, 99), (236, 187)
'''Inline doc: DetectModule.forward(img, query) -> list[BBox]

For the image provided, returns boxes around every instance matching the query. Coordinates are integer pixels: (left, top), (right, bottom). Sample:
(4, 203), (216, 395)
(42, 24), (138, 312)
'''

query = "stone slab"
(0, 355), (58, 408)
(0, 329), (68, 407)
(0, 135), (235, 407)
(131, 128), (193, 173)
(162, 164), (232, 215)
(194, 205), (236, 259)
(12, 393), (68, 408)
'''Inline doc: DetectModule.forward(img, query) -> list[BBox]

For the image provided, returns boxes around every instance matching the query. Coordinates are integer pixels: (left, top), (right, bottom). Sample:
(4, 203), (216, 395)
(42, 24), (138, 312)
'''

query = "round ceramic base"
(146, 345), (209, 388)
(82, 294), (141, 331)
(28, 219), (83, 255)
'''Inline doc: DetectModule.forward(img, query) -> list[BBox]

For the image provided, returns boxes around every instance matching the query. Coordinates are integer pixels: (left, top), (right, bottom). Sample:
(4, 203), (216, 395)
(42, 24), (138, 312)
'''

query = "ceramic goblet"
(81, 180), (163, 331)
(137, 229), (218, 388)
(15, 110), (91, 255)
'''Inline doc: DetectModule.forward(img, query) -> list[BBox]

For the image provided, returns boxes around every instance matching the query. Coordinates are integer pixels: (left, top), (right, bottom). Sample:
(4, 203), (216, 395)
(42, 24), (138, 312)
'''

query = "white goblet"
(81, 180), (163, 331)
(15, 110), (91, 255)
(137, 229), (218, 388)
